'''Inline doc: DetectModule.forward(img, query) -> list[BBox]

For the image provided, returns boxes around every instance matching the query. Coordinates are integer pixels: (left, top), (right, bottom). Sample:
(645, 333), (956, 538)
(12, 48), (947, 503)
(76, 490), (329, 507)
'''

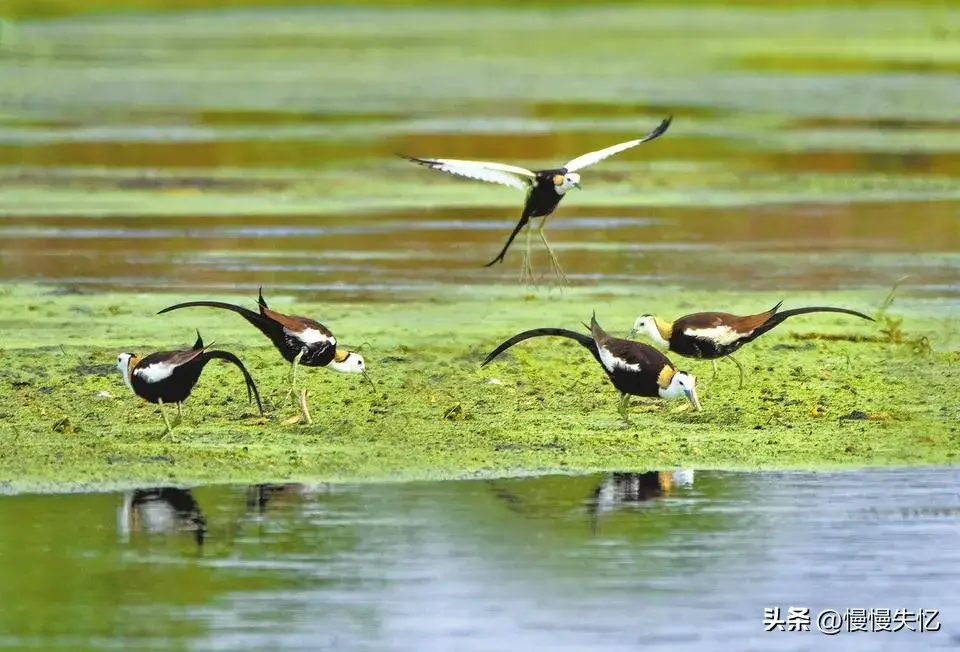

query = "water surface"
(1, 468), (958, 650)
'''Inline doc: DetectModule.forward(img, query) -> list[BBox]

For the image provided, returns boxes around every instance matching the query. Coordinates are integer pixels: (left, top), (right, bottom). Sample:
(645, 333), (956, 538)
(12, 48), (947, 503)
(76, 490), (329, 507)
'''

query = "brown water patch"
(743, 150), (960, 176)
(1, 200), (957, 299)
(789, 116), (960, 132)
(525, 101), (725, 121)
(735, 55), (960, 75)
(0, 139), (377, 169)
(3, 170), (293, 192)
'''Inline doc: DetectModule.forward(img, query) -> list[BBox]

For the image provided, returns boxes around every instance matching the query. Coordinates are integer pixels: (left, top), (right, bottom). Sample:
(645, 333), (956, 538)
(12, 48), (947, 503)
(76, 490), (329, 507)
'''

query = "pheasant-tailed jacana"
(115, 330), (263, 434)
(157, 288), (369, 397)
(400, 116), (672, 284)
(630, 301), (875, 388)
(482, 312), (700, 422)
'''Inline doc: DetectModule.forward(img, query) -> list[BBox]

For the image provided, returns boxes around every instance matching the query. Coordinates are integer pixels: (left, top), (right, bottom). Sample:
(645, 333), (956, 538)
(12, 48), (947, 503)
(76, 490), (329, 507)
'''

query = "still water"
(1, 468), (958, 651)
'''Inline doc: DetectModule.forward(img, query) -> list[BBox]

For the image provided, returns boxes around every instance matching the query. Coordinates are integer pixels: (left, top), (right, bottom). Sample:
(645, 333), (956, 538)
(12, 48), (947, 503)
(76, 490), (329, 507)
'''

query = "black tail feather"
(158, 300), (279, 341)
(484, 215), (530, 267)
(257, 287), (268, 310)
(756, 305), (874, 338)
(200, 350), (264, 416)
(481, 327), (600, 367)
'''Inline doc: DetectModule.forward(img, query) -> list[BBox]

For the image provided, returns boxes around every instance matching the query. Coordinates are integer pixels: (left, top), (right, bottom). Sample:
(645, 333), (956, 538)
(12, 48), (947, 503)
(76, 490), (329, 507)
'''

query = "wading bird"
(158, 289), (370, 399)
(115, 330), (263, 435)
(400, 116), (672, 284)
(629, 302), (875, 388)
(481, 312), (700, 422)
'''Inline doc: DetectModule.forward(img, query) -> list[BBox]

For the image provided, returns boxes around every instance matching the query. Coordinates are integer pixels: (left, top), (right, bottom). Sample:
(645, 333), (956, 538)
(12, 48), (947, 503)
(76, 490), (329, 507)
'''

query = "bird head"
(330, 350), (365, 374)
(330, 350), (376, 389)
(660, 371), (702, 411)
(116, 352), (137, 394)
(630, 314), (670, 347)
(553, 172), (581, 194)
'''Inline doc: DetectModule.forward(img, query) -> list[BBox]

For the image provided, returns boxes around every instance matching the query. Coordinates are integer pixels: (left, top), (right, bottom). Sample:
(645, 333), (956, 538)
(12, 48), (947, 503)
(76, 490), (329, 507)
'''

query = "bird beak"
(361, 370), (376, 391)
(573, 181), (582, 189)
(628, 328), (639, 338)
(684, 387), (702, 412)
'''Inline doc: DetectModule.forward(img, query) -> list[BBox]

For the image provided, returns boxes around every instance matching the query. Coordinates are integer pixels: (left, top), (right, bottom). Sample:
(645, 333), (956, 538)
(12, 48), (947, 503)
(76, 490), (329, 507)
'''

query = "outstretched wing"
(399, 155), (536, 191)
(562, 116), (672, 173)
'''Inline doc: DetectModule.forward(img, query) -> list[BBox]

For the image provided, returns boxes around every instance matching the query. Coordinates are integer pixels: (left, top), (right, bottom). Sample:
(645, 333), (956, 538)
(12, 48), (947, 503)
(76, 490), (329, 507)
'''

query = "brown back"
(676, 304), (780, 335)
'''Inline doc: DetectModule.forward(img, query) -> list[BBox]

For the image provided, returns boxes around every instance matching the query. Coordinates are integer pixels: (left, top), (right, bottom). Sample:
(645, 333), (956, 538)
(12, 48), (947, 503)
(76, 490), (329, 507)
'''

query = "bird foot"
(281, 390), (313, 425)
(635, 404), (662, 413)
(518, 261), (537, 288)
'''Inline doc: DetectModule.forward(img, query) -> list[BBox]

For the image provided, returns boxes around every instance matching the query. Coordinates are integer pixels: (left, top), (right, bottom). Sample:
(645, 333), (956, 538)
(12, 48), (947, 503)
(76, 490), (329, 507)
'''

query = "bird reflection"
(244, 483), (331, 514)
(589, 470), (694, 532)
(118, 487), (206, 547)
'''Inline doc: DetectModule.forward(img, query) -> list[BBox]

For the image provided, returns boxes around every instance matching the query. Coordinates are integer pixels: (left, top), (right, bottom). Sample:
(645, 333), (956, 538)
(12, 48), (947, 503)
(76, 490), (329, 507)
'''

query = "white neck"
(645, 322), (669, 348)
(658, 384), (680, 400)
(121, 361), (136, 395)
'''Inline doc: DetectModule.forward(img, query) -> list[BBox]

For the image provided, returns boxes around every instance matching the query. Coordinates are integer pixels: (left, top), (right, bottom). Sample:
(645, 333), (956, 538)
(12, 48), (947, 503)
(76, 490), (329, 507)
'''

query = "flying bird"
(482, 311), (700, 422)
(630, 302), (875, 387)
(401, 116), (672, 284)
(115, 330), (264, 435)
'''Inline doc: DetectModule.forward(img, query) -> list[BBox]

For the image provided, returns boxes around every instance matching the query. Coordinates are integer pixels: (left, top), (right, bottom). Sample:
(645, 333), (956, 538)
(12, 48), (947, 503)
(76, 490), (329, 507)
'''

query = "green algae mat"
(0, 284), (956, 489)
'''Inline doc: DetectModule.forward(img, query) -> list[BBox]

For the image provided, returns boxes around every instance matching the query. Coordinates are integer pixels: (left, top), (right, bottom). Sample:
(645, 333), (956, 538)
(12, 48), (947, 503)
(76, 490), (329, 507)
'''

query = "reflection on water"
(1, 469), (959, 650)
(118, 487), (207, 547)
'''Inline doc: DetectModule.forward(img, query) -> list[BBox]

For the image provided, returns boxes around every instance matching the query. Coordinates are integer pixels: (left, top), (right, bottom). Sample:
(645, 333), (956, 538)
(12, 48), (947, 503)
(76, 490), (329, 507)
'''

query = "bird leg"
(171, 401), (183, 428)
(298, 388), (312, 425)
(519, 222), (536, 287)
(538, 221), (568, 286)
(286, 350), (305, 405)
(617, 393), (631, 424)
(728, 355), (745, 389)
(157, 398), (175, 436)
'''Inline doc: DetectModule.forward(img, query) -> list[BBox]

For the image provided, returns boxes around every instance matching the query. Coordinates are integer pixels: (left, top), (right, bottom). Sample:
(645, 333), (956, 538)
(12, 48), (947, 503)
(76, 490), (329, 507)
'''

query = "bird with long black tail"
(482, 312), (701, 423)
(629, 302), (875, 388)
(400, 116), (672, 285)
(158, 288), (370, 400)
(115, 330), (264, 435)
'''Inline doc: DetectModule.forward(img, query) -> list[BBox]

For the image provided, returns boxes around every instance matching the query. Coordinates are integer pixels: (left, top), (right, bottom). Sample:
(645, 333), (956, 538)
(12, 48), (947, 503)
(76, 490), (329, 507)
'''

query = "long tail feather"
(158, 300), (278, 340)
(481, 327), (599, 367)
(200, 350), (265, 416)
(484, 215), (530, 267)
(756, 305), (874, 338)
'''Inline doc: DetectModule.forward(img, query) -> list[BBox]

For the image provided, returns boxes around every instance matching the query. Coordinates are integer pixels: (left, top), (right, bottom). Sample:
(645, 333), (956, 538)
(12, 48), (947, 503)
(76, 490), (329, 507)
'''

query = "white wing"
(286, 327), (335, 347)
(401, 155), (536, 191)
(135, 362), (176, 384)
(562, 116), (672, 173)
